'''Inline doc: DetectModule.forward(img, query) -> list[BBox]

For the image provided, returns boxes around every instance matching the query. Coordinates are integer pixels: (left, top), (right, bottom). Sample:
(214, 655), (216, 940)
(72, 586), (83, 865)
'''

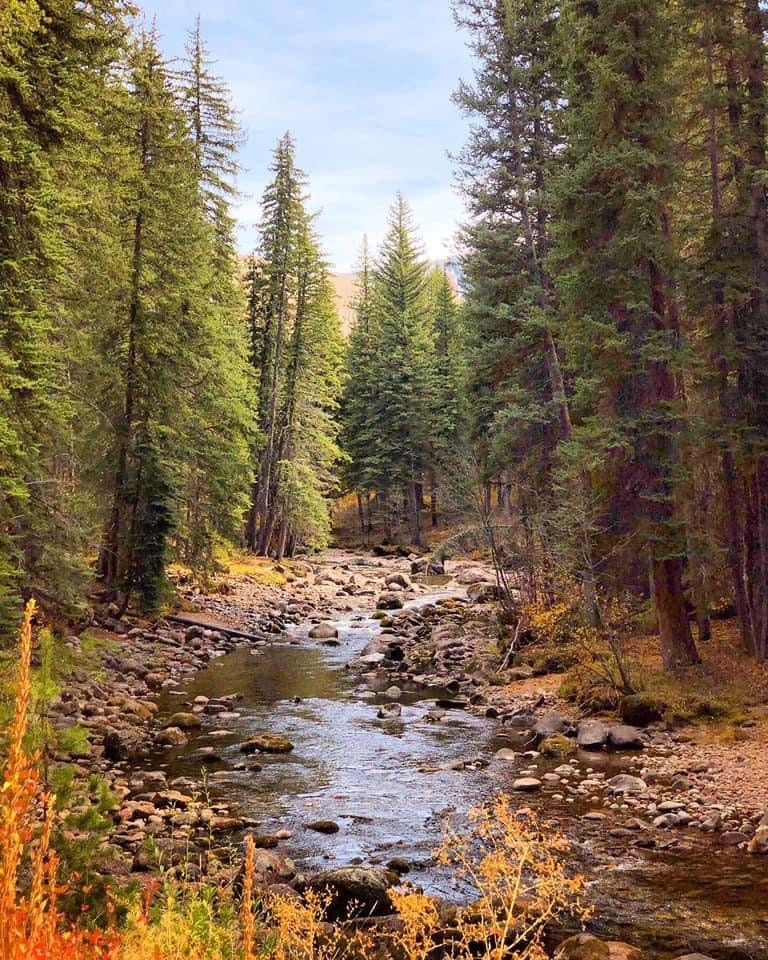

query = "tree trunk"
(653, 555), (701, 670)
(408, 475), (422, 547)
(357, 493), (365, 535)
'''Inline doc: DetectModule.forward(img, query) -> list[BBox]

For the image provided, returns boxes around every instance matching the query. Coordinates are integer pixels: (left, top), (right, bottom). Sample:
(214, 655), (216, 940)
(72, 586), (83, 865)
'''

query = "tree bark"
(653, 555), (701, 670)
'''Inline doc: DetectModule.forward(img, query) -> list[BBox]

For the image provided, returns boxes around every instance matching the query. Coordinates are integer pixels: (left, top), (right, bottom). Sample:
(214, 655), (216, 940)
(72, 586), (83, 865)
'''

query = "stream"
(140, 586), (768, 959)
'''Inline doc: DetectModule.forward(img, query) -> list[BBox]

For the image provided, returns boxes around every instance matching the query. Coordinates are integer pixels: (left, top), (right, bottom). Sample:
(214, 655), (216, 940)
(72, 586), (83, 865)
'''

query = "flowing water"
(142, 591), (768, 958)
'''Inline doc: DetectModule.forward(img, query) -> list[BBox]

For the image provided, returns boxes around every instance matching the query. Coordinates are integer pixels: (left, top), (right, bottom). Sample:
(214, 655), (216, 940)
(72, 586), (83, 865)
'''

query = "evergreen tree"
(97, 31), (226, 609)
(425, 267), (463, 525)
(340, 238), (380, 533)
(179, 16), (241, 222)
(0, 0), (131, 633)
(246, 135), (343, 556)
(552, 0), (700, 668)
(369, 195), (433, 545)
(453, 0), (574, 592)
(174, 19), (254, 572)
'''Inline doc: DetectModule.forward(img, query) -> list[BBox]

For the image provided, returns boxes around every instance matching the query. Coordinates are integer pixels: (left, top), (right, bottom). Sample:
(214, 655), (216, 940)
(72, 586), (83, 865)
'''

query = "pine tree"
(179, 16), (241, 222)
(340, 237), (380, 533)
(369, 195), (433, 546)
(97, 31), (223, 609)
(174, 19), (255, 572)
(453, 0), (574, 591)
(425, 267), (463, 525)
(552, 0), (700, 669)
(246, 135), (343, 556)
(0, 0), (131, 634)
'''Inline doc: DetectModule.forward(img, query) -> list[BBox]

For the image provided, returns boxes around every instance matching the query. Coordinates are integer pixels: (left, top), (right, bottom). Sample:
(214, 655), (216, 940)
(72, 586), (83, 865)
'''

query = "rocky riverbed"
(45, 550), (768, 959)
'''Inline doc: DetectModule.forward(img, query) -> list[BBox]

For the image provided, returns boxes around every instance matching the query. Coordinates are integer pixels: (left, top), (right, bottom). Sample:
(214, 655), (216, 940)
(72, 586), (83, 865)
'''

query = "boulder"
(512, 777), (542, 792)
(240, 733), (294, 754)
(605, 774), (647, 795)
(386, 573), (411, 588)
(411, 558), (445, 576)
(155, 727), (188, 747)
(165, 712), (202, 731)
(606, 724), (645, 750)
(671, 955), (717, 960)
(606, 944), (644, 960)
(309, 623), (339, 640)
(456, 567), (491, 585)
(532, 710), (566, 742)
(539, 734), (577, 758)
(300, 866), (396, 920)
(377, 702), (402, 719)
(377, 592), (404, 610)
(467, 582), (500, 603)
(253, 849), (296, 880)
(103, 730), (145, 763)
(307, 820), (340, 834)
(619, 694), (665, 727)
(556, 934), (610, 960)
(747, 825), (768, 854)
(577, 719), (609, 750)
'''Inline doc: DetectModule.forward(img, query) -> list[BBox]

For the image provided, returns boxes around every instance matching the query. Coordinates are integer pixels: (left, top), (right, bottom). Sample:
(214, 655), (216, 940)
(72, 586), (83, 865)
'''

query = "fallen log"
(164, 614), (272, 643)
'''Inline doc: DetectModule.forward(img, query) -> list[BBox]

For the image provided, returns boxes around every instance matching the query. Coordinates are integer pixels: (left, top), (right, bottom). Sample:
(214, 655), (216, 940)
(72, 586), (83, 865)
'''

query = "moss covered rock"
(619, 694), (666, 727)
(539, 734), (577, 758)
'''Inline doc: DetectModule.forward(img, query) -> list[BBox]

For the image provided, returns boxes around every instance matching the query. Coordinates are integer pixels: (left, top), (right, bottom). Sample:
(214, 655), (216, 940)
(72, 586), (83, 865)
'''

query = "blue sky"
(137, 0), (475, 272)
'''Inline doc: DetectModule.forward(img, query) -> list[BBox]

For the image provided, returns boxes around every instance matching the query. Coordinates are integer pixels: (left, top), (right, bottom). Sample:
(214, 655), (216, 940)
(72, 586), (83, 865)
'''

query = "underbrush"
(505, 594), (759, 725)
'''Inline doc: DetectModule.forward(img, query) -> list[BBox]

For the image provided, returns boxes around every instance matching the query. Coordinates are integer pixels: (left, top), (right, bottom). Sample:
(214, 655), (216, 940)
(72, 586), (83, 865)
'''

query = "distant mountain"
(330, 273), (356, 336)
(240, 258), (460, 340)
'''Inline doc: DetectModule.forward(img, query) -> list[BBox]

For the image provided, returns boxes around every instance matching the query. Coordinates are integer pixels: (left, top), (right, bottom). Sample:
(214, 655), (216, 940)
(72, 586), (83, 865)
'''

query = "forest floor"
(4, 548), (768, 957)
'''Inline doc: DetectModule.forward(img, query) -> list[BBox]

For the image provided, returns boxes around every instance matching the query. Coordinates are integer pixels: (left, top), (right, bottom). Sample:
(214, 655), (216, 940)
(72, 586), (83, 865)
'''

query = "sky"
(137, 0), (476, 273)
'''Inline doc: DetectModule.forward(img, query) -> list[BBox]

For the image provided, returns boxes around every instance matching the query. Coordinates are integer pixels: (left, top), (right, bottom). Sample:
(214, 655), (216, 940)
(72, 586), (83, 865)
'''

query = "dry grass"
(622, 618), (768, 720)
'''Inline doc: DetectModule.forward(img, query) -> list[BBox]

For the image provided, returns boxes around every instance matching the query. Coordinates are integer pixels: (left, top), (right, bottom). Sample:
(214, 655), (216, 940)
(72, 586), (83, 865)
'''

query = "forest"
(2, 1), (768, 959)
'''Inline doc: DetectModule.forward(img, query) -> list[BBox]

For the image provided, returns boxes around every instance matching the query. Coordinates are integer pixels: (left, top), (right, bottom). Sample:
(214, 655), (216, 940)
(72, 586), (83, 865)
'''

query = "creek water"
(142, 592), (768, 959)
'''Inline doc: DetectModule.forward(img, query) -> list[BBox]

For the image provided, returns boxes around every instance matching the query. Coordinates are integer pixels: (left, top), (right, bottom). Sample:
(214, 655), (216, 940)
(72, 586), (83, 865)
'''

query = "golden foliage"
(391, 796), (589, 960)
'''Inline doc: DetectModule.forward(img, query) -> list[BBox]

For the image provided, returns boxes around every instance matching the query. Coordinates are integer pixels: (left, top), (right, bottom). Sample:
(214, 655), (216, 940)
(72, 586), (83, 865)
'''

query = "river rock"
(606, 724), (644, 750)
(301, 866), (396, 919)
(671, 955), (717, 960)
(556, 934), (610, 960)
(253, 849), (296, 880)
(606, 944), (644, 960)
(377, 702), (402, 719)
(411, 558), (444, 576)
(309, 623), (339, 640)
(155, 727), (188, 747)
(386, 573), (411, 588)
(103, 730), (145, 763)
(377, 592), (404, 610)
(577, 719), (609, 750)
(467, 582), (500, 603)
(532, 710), (566, 742)
(240, 733), (294, 754)
(165, 712), (202, 731)
(307, 820), (340, 834)
(747, 826), (768, 854)
(356, 652), (386, 667)
(540, 734), (577, 758)
(456, 567), (490, 585)
(606, 775), (647, 795)
(512, 777), (542, 792)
